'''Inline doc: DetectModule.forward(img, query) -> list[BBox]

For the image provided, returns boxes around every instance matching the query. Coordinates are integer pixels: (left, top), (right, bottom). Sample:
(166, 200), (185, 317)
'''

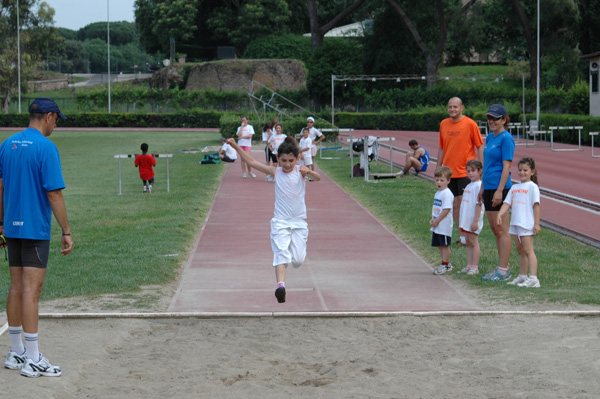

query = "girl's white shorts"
(509, 225), (534, 237)
(270, 218), (308, 267)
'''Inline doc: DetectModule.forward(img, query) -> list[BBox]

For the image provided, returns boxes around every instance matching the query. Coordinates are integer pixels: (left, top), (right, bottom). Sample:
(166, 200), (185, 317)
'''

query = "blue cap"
(29, 97), (67, 120)
(485, 104), (507, 118)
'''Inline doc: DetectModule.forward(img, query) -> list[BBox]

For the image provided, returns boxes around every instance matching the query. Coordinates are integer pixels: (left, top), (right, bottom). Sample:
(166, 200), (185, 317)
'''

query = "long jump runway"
(169, 157), (479, 313)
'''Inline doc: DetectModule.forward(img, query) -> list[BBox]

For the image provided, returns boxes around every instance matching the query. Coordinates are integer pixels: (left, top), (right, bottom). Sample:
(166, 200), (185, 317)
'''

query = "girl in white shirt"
(458, 160), (485, 275)
(236, 115), (255, 179)
(226, 136), (321, 304)
(497, 157), (541, 288)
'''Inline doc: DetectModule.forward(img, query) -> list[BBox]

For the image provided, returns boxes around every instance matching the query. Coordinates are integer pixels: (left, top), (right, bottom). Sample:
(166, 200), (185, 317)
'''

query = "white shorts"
(509, 225), (534, 237)
(270, 218), (308, 267)
(299, 154), (313, 166)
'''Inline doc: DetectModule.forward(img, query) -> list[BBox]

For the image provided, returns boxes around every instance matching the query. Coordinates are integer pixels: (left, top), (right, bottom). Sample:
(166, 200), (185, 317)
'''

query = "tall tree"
(307, 0), (367, 50)
(0, 0), (52, 112)
(384, 0), (477, 88)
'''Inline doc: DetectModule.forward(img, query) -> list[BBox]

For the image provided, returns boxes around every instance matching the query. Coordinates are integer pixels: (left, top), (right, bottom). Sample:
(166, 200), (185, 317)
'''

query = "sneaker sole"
(21, 368), (62, 378)
(275, 287), (286, 303)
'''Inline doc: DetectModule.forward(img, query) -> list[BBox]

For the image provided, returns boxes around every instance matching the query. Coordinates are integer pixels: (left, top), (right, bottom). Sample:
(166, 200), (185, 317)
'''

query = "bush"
(244, 34), (312, 63)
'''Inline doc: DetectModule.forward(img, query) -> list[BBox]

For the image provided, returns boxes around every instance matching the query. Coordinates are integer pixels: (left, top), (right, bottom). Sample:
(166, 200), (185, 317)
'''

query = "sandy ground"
(0, 282), (598, 398)
(2, 314), (600, 398)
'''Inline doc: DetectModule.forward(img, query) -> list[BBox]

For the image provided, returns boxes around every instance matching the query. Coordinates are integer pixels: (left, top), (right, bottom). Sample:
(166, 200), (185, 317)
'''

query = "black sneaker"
(275, 287), (286, 303)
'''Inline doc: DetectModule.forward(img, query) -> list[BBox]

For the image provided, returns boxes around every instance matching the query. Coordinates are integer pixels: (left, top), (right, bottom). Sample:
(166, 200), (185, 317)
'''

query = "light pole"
(536, 0), (540, 128)
(17, 0), (21, 113)
(107, 0), (111, 113)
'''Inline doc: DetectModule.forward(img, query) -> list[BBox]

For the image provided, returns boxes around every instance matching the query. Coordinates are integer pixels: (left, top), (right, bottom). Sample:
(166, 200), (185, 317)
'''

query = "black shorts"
(448, 177), (470, 197)
(267, 149), (277, 163)
(482, 189), (510, 212)
(6, 238), (50, 268)
(431, 232), (452, 247)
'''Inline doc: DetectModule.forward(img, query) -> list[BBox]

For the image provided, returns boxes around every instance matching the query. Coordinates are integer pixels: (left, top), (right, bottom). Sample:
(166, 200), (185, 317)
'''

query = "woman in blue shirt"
(478, 104), (515, 282)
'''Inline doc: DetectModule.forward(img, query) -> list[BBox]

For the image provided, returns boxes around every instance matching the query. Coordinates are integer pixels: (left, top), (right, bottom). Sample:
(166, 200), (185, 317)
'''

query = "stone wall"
(184, 59), (306, 92)
(27, 79), (68, 92)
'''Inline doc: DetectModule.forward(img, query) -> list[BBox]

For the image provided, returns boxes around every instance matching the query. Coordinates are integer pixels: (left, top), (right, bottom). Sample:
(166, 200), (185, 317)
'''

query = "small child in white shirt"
(298, 128), (313, 168)
(458, 160), (484, 275)
(431, 166), (454, 275)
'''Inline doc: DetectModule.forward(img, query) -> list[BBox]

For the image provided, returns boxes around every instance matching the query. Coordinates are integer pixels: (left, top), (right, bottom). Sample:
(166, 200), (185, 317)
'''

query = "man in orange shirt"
(437, 97), (484, 246)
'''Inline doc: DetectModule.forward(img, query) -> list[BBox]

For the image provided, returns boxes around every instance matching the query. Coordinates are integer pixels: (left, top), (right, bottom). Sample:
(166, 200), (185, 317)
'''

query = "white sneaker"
(249, 172), (256, 178)
(143, 185), (148, 193)
(507, 276), (527, 285)
(433, 263), (453, 275)
(20, 354), (61, 377)
(466, 267), (479, 275)
(5, 349), (26, 370)
(518, 277), (541, 288)
(242, 173), (247, 179)
(148, 185), (152, 193)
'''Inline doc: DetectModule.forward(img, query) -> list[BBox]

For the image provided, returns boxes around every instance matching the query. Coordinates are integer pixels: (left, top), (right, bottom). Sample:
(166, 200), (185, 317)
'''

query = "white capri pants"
(270, 217), (308, 268)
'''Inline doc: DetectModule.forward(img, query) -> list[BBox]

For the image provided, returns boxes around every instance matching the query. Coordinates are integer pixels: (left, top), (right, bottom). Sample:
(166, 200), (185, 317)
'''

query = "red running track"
(169, 156), (479, 312)
(352, 130), (600, 244)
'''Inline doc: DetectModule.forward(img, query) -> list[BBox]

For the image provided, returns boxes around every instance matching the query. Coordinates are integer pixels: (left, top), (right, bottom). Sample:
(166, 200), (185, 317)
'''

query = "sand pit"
(2, 314), (600, 398)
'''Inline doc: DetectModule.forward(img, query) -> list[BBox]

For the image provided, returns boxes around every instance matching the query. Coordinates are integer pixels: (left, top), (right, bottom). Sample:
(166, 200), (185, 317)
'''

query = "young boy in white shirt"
(430, 166), (454, 275)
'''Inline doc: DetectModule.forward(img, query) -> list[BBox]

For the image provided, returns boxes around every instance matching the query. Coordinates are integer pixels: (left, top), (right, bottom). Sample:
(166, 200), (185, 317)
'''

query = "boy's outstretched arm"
(226, 138), (275, 176)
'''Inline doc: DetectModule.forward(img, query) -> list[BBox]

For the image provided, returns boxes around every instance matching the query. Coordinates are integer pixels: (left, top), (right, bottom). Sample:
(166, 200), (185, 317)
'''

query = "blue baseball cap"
(485, 104), (507, 118)
(29, 97), (67, 120)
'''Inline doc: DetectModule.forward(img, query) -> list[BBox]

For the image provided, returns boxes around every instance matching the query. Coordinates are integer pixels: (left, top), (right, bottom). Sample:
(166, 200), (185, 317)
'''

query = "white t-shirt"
(299, 137), (313, 165)
(504, 181), (541, 230)
(431, 188), (454, 237)
(300, 127), (323, 148)
(262, 130), (271, 142)
(236, 124), (255, 147)
(268, 133), (287, 153)
(459, 180), (484, 234)
(221, 143), (237, 160)
(274, 165), (306, 220)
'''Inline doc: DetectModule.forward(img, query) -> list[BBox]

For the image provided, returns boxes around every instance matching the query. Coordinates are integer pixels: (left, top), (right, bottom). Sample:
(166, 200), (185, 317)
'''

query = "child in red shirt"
(135, 143), (156, 193)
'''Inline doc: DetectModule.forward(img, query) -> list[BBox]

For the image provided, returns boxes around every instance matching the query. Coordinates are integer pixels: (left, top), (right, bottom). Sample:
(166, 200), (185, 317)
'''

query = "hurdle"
(348, 135), (396, 182)
(525, 130), (550, 147)
(590, 132), (600, 158)
(548, 126), (584, 152)
(319, 128), (353, 159)
(114, 153), (173, 195)
(508, 122), (525, 145)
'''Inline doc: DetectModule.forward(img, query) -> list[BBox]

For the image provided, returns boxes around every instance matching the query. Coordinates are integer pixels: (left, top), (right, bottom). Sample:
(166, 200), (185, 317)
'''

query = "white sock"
(8, 326), (25, 354)
(519, 274), (528, 280)
(460, 236), (466, 244)
(529, 275), (538, 280)
(397, 171), (404, 175)
(24, 332), (39, 362)
(277, 281), (285, 288)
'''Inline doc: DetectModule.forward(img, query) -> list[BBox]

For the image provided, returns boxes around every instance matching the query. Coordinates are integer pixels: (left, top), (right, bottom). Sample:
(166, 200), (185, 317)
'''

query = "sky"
(46, 0), (136, 31)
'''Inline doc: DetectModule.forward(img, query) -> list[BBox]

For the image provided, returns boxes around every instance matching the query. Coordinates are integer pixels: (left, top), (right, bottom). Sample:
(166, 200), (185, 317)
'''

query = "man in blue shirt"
(1, 98), (74, 378)
(396, 139), (430, 177)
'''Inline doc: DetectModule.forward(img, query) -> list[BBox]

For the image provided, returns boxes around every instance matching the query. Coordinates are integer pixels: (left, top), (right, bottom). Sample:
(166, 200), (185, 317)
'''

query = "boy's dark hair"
(278, 136), (299, 157)
(434, 166), (452, 180)
(141, 143), (149, 153)
(466, 159), (483, 171)
(408, 139), (418, 147)
(303, 128), (310, 133)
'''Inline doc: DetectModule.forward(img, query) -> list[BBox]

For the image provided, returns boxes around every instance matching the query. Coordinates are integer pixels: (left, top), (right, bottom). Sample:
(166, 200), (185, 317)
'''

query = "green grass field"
(0, 129), (224, 310)
(0, 131), (597, 310)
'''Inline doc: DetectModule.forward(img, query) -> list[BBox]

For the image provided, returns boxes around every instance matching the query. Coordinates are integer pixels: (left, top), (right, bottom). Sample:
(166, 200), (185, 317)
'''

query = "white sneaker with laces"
(21, 354), (61, 377)
(433, 263), (453, 275)
(518, 277), (541, 288)
(250, 172), (257, 178)
(5, 349), (26, 370)
(507, 276), (527, 285)
(466, 267), (479, 275)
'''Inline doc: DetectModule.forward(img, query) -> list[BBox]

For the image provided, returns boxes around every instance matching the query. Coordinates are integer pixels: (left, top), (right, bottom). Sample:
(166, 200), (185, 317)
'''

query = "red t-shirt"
(439, 116), (483, 178)
(135, 154), (156, 180)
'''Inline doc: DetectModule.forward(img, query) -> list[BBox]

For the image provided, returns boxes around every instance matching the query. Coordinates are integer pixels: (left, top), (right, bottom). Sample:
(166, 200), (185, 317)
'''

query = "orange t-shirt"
(438, 116), (483, 178)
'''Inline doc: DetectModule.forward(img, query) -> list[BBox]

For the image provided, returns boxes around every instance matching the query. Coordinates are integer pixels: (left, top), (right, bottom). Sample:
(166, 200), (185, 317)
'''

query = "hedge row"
(0, 111), (221, 129)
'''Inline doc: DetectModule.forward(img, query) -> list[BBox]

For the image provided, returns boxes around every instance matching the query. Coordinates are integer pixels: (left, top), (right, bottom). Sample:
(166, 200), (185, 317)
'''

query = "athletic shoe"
(456, 240), (466, 247)
(433, 263), (453, 275)
(148, 185), (152, 193)
(242, 173), (247, 179)
(250, 172), (257, 178)
(143, 185), (148, 193)
(518, 277), (541, 288)
(466, 267), (479, 275)
(275, 287), (286, 303)
(458, 266), (470, 273)
(5, 350), (26, 370)
(481, 268), (512, 281)
(20, 354), (61, 378)
(507, 276), (527, 286)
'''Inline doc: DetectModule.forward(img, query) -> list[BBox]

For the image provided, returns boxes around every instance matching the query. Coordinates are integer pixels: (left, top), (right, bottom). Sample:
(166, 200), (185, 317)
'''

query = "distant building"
(581, 52), (600, 117)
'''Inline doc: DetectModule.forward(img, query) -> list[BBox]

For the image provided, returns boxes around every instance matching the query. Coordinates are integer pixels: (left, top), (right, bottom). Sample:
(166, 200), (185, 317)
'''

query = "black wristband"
(62, 233), (71, 236)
